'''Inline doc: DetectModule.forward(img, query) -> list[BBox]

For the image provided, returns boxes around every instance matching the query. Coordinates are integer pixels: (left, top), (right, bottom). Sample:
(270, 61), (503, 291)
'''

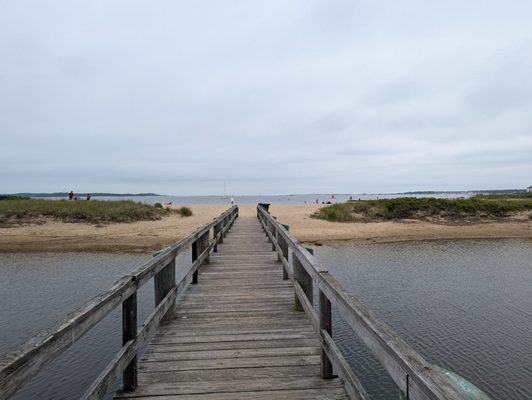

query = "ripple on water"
(310, 239), (532, 400)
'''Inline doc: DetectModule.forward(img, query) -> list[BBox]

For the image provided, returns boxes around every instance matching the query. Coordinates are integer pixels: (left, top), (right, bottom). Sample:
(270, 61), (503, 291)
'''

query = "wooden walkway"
(116, 216), (348, 399)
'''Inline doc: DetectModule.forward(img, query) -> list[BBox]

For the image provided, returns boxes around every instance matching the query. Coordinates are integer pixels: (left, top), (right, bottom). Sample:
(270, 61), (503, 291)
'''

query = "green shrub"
(178, 206), (193, 217)
(312, 194), (532, 222)
(154, 202), (163, 209)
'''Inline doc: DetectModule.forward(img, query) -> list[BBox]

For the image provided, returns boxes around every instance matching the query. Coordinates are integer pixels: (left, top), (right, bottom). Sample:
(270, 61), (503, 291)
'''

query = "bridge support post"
(280, 226), (289, 280)
(192, 241), (198, 284)
(276, 230), (281, 261)
(218, 222), (224, 244)
(201, 231), (210, 265)
(213, 223), (220, 252)
(192, 231), (209, 284)
(155, 258), (177, 321)
(223, 216), (229, 238)
(122, 292), (137, 392)
(319, 290), (334, 378)
(293, 256), (312, 311)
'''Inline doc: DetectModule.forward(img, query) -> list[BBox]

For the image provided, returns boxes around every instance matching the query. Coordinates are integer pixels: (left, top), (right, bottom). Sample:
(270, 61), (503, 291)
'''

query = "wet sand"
(0, 204), (531, 252)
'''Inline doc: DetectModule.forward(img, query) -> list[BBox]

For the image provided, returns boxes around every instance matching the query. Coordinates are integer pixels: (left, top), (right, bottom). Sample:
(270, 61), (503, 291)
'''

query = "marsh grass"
(0, 198), (171, 225)
(312, 194), (532, 222)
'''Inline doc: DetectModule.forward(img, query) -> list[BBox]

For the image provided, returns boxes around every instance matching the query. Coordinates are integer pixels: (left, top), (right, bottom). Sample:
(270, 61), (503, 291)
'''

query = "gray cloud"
(1, 0), (531, 195)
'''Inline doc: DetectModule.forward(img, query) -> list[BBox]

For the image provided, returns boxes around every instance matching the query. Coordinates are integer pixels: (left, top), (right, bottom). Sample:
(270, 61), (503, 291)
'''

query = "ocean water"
(37, 192), (471, 205)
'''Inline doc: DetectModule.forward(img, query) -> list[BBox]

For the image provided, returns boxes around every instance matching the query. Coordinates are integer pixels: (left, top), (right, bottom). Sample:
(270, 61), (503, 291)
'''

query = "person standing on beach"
(68, 191), (74, 200)
(86, 193), (91, 200)
(231, 197), (234, 206)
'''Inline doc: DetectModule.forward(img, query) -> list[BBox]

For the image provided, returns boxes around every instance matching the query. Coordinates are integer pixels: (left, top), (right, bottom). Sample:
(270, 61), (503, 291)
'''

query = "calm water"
(311, 239), (532, 399)
(38, 192), (470, 205)
(0, 250), (192, 400)
(1, 239), (531, 399)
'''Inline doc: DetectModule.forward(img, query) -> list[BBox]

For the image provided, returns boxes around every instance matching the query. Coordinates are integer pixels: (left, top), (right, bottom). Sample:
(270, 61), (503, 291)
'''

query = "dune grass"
(0, 198), (172, 225)
(312, 193), (532, 222)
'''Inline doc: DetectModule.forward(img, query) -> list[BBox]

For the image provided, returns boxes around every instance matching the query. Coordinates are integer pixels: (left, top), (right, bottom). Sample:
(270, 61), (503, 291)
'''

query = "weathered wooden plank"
(116, 376), (345, 397)
(177, 301), (292, 310)
(137, 365), (321, 384)
(162, 321), (312, 332)
(116, 388), (349, 400)
(175, 303), (293, 314)
(144, 338), (320, 353)
(140, 346), (320, 362)
(188, 281), (291, 290)
(150, 330), (317, 344)
(172, 312), (302, 322)
(138, 355), (321, 373)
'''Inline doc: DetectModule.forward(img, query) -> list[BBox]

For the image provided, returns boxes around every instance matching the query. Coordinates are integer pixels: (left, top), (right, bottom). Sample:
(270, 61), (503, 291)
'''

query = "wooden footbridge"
(0, 205), (485, 400)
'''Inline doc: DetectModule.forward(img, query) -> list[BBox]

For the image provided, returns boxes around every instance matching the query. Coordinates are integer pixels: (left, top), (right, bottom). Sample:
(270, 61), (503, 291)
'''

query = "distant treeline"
(8, 192), (161, 198)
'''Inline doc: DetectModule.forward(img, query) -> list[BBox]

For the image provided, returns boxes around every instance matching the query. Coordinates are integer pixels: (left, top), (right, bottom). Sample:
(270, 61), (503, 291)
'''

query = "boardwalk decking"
(116, 216), (348, 399)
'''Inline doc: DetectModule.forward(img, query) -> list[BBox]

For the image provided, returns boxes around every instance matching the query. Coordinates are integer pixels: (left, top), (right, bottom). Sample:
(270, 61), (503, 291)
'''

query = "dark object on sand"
(258, 203), (270, 212)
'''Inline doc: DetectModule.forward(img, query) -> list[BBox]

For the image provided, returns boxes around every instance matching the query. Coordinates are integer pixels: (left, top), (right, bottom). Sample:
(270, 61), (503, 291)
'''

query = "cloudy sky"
(1, 1), (531, 195)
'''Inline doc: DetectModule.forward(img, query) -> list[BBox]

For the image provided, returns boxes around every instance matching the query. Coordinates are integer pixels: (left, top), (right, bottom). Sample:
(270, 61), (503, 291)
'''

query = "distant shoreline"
(9, 192), (161, 198)
(0, 204), (531, 252)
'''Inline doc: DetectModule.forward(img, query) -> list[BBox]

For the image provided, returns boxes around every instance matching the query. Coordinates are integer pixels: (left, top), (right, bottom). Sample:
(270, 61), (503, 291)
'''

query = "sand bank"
(0, 204), (531, 252)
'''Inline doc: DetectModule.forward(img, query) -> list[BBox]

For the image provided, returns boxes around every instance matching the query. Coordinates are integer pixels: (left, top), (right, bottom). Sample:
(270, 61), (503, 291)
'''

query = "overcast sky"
(1, 1), (531, 195)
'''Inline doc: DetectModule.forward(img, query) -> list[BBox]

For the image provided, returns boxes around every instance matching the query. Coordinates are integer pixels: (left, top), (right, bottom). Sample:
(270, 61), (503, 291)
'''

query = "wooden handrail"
(257, 205), (468, 400)
(0, 206), (239, 400)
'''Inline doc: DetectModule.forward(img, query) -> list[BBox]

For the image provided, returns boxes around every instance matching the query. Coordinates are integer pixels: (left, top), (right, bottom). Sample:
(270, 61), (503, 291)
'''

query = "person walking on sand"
(231, 197), (234, 206)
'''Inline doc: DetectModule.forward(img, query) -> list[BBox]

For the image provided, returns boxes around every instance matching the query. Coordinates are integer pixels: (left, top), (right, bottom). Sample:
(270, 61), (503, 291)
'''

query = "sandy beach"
(0, 203), (531, 252)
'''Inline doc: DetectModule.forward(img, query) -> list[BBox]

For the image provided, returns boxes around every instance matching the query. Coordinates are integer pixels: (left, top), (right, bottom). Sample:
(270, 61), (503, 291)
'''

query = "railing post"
(265, 220), (271, 240)
(213, 223), (220, 252)
(218, 221), (224, 244)
(202, 231), (210, 264)
(223, 216), (229, 238)
(281, 225), (289, 280)
(154, 258), (177, 321)
(276, 230), (280, 259)
(192, 231), (209, 284)
(319, 289), (333, 378)
(122, 292), (137, 392)
(293, 256), (313, 311)
(192, 240), (198, 284)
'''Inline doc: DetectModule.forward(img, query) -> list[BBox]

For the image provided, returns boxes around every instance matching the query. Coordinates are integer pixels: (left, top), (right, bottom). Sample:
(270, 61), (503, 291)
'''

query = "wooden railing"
(0, 206), (239, 400)
(257, 204), (468, 400)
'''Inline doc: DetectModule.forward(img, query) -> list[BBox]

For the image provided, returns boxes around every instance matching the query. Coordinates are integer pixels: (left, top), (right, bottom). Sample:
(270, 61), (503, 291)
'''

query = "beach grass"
(312, 193), (532, 222)
(0, 198), (172, 225)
